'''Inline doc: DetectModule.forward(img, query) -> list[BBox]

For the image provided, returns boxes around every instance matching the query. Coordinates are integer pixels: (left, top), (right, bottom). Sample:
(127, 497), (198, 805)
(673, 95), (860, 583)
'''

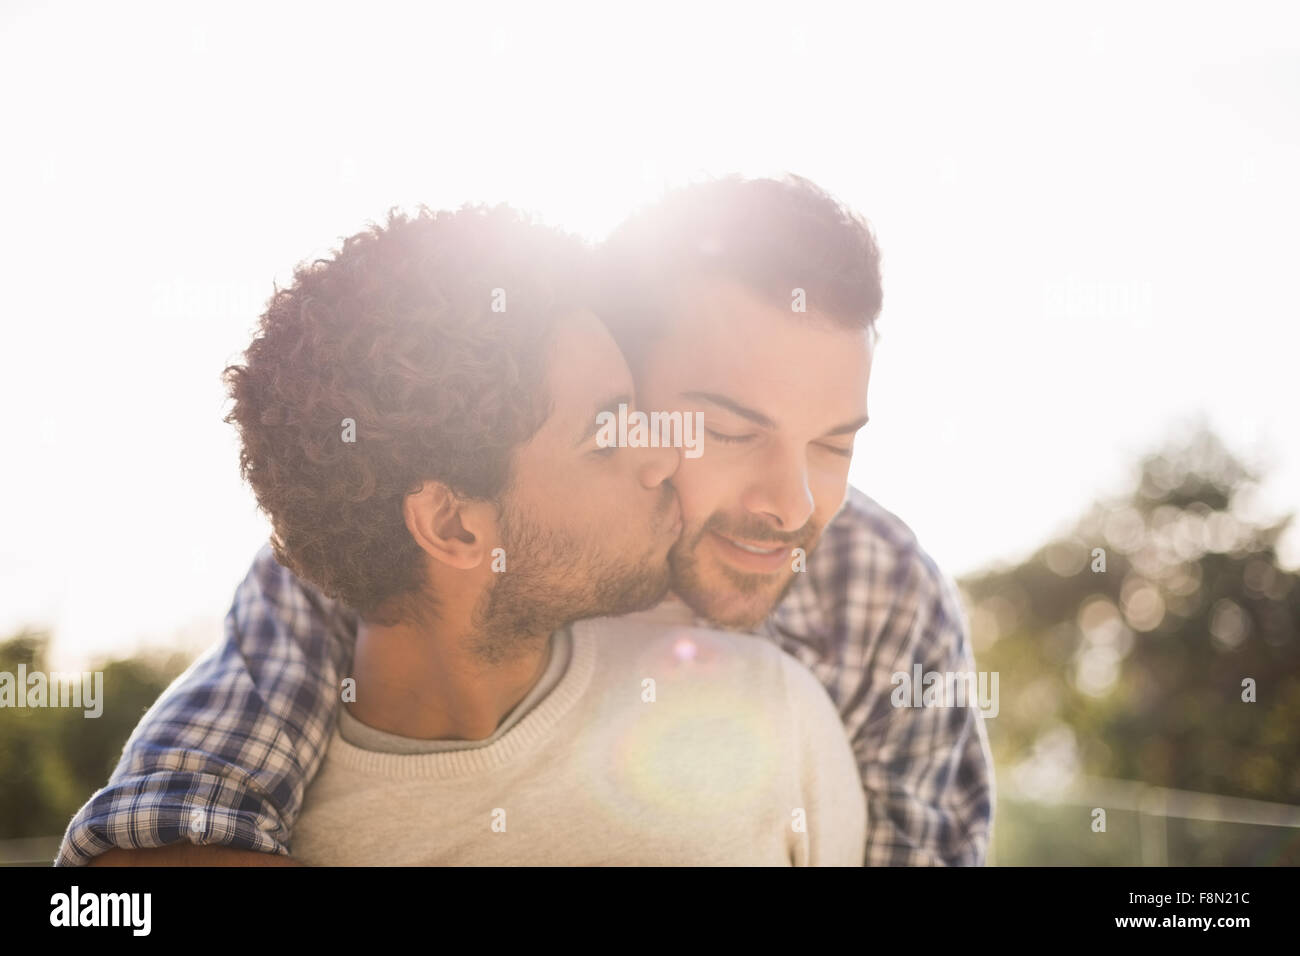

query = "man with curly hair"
(221, 205), (680, 660)
(60, 175), (992, 867)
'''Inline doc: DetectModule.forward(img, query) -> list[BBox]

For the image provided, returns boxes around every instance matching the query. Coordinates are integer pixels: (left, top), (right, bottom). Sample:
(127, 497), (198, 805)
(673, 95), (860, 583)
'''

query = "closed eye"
(817, 443), (854, 459)
(705, 429), (755, 445)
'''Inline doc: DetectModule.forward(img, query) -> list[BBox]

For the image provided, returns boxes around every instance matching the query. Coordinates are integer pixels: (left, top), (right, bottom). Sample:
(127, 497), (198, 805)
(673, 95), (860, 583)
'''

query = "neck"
(345, 589), (554, 741)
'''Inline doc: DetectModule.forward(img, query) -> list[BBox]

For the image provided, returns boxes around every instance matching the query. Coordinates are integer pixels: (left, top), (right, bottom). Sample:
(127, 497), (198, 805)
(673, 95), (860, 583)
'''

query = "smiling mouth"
(718, 536), (784, 555)
(706, 530), (797, 574)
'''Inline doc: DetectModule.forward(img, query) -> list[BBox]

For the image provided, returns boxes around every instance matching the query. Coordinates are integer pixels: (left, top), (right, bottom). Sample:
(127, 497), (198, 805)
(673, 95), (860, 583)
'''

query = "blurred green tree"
(961, 420), (1299, 863)
(0, 631), (187, 841)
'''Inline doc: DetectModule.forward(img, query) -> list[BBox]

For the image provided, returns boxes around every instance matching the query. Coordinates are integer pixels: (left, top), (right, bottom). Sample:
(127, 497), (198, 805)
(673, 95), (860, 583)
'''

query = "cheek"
(568, 470), (650, 535)
(672, 458), (736, 525)
(562, 476), (621, 525)
(519, 469), (568, 512)
(809, 469), (850, 526)
(511, 460), (597, 532)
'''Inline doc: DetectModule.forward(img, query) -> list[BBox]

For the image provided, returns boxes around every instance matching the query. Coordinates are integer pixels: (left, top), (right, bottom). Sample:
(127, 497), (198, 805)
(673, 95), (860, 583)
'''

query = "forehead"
(645, 277), (872, 416)
(533, 309), (634, 438)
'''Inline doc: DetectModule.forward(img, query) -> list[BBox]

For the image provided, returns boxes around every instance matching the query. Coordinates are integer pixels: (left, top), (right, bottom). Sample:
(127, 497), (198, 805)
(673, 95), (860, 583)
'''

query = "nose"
(740, 443), (814, 531)
(635, 443), (680, 489)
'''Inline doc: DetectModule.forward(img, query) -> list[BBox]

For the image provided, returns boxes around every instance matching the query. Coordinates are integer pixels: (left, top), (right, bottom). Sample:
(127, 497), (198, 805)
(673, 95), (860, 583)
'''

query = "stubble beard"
(467, 499), (673, 666)
(667, 513), (818, 631)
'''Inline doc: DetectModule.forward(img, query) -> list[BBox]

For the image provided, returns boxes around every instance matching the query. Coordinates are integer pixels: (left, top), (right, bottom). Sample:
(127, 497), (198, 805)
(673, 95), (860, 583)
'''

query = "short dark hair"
(223, 205), (589, 622)
(595, 174), (883, 360)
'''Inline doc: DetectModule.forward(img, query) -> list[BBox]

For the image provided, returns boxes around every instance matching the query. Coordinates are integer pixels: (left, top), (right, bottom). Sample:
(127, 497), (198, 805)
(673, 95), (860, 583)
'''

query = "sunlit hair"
(223, 204), (589, 622)
(596, 173), (883, 361)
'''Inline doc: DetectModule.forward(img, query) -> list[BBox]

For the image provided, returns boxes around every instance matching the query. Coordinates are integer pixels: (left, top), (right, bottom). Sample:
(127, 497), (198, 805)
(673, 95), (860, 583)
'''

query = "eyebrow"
(822, 413), (871, 437)
(576, 393), (632, 447)
(682, 390), (869, 437)
(680, 391), (775, 429)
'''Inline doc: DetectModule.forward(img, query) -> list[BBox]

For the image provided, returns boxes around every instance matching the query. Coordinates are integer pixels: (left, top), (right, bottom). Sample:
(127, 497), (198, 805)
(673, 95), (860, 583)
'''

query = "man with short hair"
(60, 175), (992, 867)
(66, 202), (867, 866)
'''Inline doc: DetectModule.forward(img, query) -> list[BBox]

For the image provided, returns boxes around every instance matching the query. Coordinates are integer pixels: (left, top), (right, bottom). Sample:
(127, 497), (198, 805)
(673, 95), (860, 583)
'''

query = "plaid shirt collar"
(762, 560), (833, 654)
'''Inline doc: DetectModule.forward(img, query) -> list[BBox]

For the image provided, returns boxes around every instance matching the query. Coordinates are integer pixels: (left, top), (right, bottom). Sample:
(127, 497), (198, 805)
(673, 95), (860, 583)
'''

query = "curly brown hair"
(223, 205), (590, 622)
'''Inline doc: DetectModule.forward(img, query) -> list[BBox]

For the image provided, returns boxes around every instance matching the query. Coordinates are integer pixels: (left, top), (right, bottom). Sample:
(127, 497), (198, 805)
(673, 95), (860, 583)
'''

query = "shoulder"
(574, 614), (797, 698)
(817, 486), (948, 592)
(776, 486), (967, 661)
(230, 542), (358, 678)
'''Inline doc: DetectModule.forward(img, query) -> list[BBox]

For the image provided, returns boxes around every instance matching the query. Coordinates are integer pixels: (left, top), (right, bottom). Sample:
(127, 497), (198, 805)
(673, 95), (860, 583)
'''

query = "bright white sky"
(2, 1), (1297, 669)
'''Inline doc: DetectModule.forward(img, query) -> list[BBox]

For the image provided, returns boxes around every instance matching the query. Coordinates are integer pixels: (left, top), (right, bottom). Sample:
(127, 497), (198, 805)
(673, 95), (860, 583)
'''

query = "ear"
(402, 481), (496, 571)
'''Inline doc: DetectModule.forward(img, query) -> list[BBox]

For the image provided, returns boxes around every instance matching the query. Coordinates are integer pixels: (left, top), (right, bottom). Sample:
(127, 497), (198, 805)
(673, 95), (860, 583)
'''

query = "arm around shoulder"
(88, 845), (304, 866)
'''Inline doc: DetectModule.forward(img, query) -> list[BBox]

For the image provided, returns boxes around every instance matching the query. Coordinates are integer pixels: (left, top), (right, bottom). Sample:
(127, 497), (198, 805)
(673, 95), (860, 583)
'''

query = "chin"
(609, 560), (673, 617)
(677, 571), (789, 631)
(668, 532), (802, 630)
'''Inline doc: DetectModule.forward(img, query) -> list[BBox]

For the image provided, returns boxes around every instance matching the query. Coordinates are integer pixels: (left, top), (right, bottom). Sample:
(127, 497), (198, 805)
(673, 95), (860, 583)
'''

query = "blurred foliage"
(0, 634), (188, 840)
(960, 420), (1300, 864)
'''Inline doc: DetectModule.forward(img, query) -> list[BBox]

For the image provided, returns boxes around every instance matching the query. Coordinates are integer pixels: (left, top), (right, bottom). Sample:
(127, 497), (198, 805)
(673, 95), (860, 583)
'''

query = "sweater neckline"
(323, 622), (595, 779)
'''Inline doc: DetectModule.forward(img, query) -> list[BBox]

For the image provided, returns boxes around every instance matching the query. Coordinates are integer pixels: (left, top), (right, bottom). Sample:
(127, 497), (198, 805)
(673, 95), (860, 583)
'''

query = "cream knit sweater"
(291, 603), (866, 866)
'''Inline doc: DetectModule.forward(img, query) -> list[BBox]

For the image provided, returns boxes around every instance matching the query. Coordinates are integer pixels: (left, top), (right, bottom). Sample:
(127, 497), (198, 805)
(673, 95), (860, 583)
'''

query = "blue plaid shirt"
(56, 486), (993, 866)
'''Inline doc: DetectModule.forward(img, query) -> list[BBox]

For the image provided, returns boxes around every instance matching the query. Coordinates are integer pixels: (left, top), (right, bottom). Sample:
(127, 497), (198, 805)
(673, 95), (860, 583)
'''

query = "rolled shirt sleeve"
(55, 544), (356, 865)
